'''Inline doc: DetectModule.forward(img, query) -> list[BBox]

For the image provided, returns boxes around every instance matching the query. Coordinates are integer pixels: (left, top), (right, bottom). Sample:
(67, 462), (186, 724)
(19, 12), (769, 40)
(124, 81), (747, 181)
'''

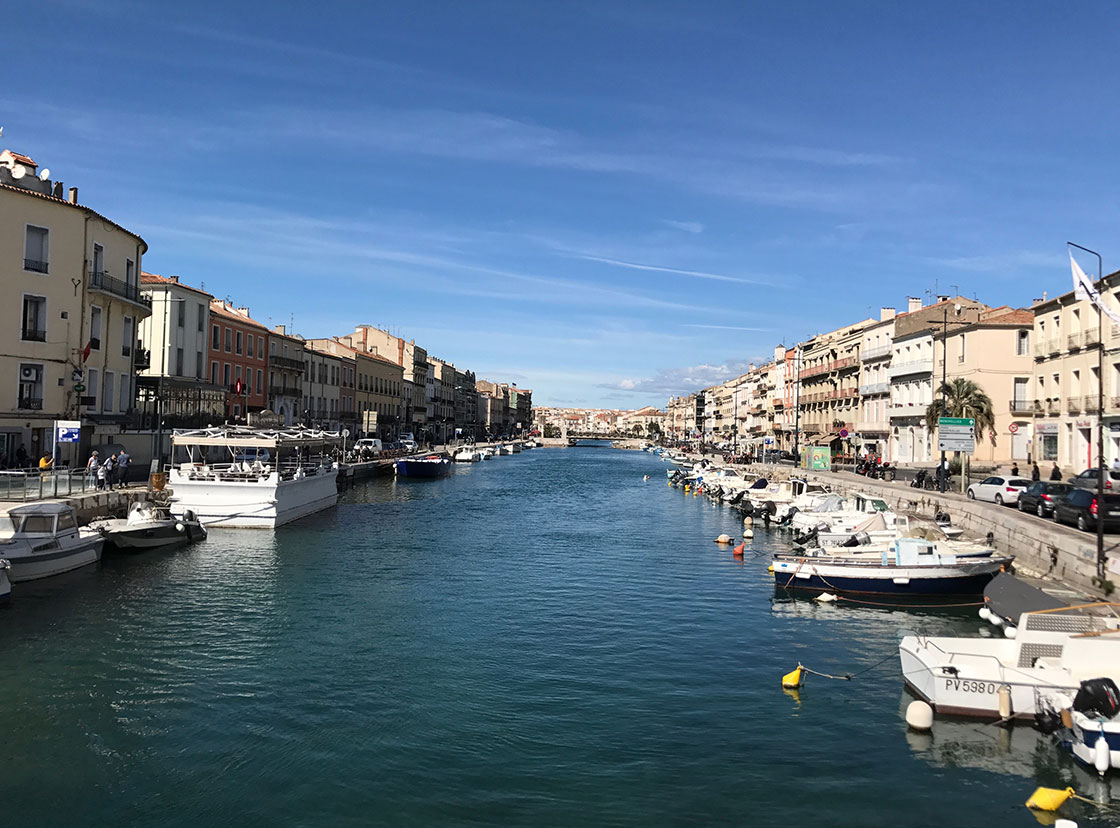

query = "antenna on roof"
(11, 164), (25, 180)
(38, 168), (49, 181)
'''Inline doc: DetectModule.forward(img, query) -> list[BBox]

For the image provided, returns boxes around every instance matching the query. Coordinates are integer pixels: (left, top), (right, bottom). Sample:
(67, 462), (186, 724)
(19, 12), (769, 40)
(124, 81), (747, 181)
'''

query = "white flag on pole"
(1070, 251), (1120, 327)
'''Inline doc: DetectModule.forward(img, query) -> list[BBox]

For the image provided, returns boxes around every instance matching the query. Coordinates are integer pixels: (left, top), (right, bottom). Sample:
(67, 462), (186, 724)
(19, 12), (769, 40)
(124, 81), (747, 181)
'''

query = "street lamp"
(1069, 242), (1106, 582)
(939, 302), (962, 493)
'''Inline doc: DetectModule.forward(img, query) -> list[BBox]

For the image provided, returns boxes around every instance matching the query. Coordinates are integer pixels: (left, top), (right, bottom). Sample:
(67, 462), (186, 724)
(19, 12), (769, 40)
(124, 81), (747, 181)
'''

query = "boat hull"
(773, 557), (1001, 596)
(170, 469), (339, 529)
(1071, 713), (1120, 772)
(101, 521), (207, 551)
(5, 537), (103, 582)
(395, 459), (452, 478)
(0, 563), (10, 602)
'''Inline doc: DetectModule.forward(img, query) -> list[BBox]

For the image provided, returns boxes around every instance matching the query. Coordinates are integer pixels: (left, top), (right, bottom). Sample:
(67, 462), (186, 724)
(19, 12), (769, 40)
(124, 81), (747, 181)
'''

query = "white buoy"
(905, 700), (934, 731)
(1095, 733), (1111, 776)
(743, 515), (754, 526)
(814, 592), (838, 603)
(1053, 819), (1079, 828)
(978, 606), (991, 621)
(743, 528), (754, 539)
(715, 534), (733, 545)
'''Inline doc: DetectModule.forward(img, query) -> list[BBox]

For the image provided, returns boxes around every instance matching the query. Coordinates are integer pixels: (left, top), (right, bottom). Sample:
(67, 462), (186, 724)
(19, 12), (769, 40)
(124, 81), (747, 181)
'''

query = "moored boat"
(453, 448), (482, 462)
(395, 456), (452, 478)
(169, 427), (341, 529)
(90, 501), (207, 551)
(0, 503), (103, 582)
(0, 559), (10, 602)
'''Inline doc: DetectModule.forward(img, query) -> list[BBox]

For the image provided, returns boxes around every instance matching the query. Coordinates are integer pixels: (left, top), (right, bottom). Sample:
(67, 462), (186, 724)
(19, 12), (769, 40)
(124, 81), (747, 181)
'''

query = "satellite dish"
(39, 168), (49, 181)
(11, 164), (25, 179)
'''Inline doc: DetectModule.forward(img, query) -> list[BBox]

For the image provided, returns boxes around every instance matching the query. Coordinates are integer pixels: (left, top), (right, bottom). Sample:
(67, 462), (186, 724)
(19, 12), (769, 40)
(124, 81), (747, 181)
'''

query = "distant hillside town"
(0, 145), (531, 467)
(533, 406), (665, 437)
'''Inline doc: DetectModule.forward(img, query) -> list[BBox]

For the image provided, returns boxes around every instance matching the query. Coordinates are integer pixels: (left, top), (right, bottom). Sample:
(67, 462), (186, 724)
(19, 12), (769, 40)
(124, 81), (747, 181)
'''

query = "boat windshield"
(14, 514), (55, 534)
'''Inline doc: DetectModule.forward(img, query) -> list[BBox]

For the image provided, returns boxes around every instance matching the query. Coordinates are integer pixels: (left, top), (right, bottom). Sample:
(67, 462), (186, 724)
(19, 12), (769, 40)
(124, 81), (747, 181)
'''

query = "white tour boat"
(0, 502), (104, 581)
(169, 427), (341, 529)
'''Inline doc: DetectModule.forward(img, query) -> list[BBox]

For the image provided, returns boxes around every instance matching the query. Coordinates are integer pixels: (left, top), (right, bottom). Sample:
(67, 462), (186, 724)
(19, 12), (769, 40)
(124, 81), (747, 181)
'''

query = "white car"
(966, 476), (1031, 506)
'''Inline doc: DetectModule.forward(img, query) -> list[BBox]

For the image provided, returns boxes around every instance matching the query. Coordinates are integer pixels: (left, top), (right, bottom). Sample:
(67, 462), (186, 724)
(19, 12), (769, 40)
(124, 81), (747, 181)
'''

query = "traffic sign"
(839, 428), (849, 438)
(73, 384), (85, 392)
(938, 416), (975, 453)
(1008, 423), (1019, 434)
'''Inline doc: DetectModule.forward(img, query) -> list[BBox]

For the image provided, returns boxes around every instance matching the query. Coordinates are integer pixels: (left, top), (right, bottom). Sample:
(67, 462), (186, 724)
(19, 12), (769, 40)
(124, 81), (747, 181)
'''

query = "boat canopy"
(172, 427), (341, 449)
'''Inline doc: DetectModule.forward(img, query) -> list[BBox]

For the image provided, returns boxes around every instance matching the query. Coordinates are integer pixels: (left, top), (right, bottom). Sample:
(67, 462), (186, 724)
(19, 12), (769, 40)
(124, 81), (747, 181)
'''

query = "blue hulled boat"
(394, 456), (452, 478)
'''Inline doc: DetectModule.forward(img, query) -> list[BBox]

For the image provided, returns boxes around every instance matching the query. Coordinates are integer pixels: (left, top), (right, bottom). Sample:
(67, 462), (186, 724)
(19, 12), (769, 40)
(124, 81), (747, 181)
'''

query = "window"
(1013, 378), (1029, 405)
(224, 327), (232, 352)
(92, 243), (104, 277)
(103, 372), (115, 413)
(177, 300), (186, 328)
(21, 295), (46, 341)
(120, 376), (130, 413)
(223, 363), (231, 386)
(958, 334), (965, 363)
(211, 361), (219, 384)
(122, 316), (134, 357)
(18, 363), (43, 409)
(90, 306), (102, 350)
(256, 369), (263, 394)
(197, 303), (205, 333)
(196, 352), (203, 379)
(86, 368), (98, 409)
(175, 348), (184, 377)
(236, 331), (243, 355)
(126, 259), (136, 289)
(235, 365), (242, 384)
(212, 324), (220, 350)
(247, 335), (254, 358)
(24, 225), (49, 273)
(257, 337), (264, 359)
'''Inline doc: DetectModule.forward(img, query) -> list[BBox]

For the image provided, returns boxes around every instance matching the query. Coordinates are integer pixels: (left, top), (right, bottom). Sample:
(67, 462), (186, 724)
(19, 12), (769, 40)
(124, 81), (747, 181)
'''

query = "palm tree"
(924, 378), (996, 444)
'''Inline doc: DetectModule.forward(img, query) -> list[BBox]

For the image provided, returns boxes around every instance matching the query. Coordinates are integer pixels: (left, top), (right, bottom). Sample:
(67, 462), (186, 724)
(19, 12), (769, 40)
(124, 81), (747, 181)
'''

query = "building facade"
(208, 300), (268, 421)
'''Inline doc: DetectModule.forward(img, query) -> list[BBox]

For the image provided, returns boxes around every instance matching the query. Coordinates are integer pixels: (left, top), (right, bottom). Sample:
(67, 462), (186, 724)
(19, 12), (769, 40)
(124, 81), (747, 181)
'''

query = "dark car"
(1016, 481), (1073, 517)
(1052, 488), (1120, 532)
(1068, 468), (1120, 491)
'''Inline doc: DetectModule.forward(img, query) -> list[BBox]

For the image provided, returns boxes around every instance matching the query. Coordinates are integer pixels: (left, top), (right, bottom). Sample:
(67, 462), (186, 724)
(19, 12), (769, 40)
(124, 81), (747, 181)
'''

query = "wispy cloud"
(684, 324), (773, 332)
(931, 250), (1064, 273)
(601, 358), (763, 398)
(661, 219), (704, 234)
(572, 253), (777, 286)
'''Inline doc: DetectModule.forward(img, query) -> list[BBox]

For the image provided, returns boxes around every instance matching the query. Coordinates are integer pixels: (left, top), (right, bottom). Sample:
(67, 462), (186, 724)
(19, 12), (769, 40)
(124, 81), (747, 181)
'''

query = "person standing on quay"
(1031, 462), (1040, 482)
(116, 449), (131, 488)
(96, 456), (107, 490)
(86, 451), (100, 487)
(1050, 463), (1063, 481)
(102, 453), (116, 491)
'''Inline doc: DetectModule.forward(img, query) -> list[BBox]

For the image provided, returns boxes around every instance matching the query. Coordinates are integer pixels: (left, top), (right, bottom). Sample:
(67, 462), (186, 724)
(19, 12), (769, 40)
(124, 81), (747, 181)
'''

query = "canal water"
(1, 449), (1112, 826)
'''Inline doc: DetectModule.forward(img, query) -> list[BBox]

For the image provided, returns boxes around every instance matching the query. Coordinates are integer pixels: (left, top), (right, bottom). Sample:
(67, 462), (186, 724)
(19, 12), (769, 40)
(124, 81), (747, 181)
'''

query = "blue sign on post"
(55, 420), (81, 443)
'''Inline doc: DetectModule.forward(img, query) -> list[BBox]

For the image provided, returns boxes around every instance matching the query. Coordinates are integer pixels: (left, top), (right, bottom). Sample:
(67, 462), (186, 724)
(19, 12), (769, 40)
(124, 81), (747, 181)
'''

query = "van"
(354, 438), (382, 457)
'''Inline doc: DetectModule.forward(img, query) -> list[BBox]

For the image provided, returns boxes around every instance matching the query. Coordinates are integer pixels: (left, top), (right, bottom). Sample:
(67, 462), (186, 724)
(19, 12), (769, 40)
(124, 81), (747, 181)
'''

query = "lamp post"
(1069, 242), (1106, 581)
(938, 302), (962, 493)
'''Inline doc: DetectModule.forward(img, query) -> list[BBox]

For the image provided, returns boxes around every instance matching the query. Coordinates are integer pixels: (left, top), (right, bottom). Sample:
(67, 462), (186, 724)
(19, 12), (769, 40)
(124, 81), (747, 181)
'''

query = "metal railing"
(861, 344), (891, 361)
(1068, 332), (1083, 350)
(1084, 395), (1101, 413)
(89, 270), (152, 307)
(269, 354), (305, 371)
(1009, 399), (1035, 415)
(1067, 396), (1082, 414)
(17, 397), (43, 410)
(1085, 328), (1101, 346)
(0, 469), (94, 501)
(24, 258), (48, 273)
(859, 381), (890, 395)
(21, 327), (46, 342)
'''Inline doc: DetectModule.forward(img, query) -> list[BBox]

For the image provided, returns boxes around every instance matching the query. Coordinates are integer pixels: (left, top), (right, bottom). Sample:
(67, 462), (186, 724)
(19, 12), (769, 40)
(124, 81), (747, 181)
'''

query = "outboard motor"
(1074, 678), (1120, 720)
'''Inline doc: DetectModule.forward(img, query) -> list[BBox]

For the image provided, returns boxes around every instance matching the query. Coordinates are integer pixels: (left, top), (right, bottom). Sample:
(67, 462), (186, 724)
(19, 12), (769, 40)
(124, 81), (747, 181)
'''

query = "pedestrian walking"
(1031, 462), (1040, 482)
(116, 449), (131, 487)
(1050, 463), (1062, 481)
(1010, 462), (1020, 477)
(86, 451), (100, 487)
(102, 453), (117, 491)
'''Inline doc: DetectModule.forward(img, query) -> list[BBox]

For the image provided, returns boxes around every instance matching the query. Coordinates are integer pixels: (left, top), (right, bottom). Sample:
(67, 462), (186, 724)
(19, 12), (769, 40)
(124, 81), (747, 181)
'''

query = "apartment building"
(798, 318), (872, 456)
(339, 325), (429, 435)
(426, 357), (456, 442)
(856, 309), (896, 459)
(1, 148), (150, 463)
(508, 386), (533, 432)
(265, 326), (305, 426)
(477, 380), (510, 435)
(137, 273), (225, 429)
(208, 300), (268, 421)
(301, 344), (344, 431)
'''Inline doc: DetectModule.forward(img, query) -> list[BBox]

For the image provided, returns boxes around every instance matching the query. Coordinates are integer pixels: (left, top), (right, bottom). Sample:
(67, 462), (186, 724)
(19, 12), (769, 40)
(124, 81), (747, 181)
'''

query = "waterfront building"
(208, 300), (268, 421)
(932, 306), (1035, 466)
(363, 352), (404, 440)
(137, 273), (225, 429)
(454, 369), (479, 440)
(618, 406), (665, 436)
(777, 346), (799, 453)
(0, 148), (150, 463)
(338, 325), (428, 436)
(507, 386), (533, 433)
(1031, 274), (1120, 470)
(798, 318), (873, 459)
(426, 357), (457, 443)
(888, 296), (987, 464)
(477, 379), (510, 436)
(856, 309), (897, 460)
(266, 325), (305, 427)
(301, 344), (343, 431)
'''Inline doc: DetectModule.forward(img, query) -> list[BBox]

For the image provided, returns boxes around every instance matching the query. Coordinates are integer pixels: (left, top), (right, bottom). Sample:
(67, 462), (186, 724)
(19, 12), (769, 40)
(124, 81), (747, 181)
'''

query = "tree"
(924, 378), (996, 444)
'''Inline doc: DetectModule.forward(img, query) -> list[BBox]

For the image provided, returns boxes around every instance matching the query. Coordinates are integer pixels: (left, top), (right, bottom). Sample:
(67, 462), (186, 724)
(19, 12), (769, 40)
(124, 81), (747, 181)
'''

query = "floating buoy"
(768, 564), (774, 573)
(743, 515), (753, 527)
(997, 685), (1013, 719)
(1025, 786), (1074, 812)
(643, 475), (649, 481)
(733, 542), (745, 556)
(814, 592), (838, 603)
(1054, 820), (1078, 828)
(714, 534), (733, 545)
(905, 700), (933, 731)
(1095, 732), (1111, 776)
(684, 485), (690, 492)
(743, 529), (754, 540)
(781, 666), (803, 689)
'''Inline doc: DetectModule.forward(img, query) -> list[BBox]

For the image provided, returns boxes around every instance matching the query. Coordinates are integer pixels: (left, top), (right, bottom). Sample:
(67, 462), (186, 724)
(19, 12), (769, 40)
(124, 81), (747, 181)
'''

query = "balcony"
(888, 358), (934, 379)
(1084, 395), (1101, 414)
(268, 384), (300, 397)
(1047, 339), (1061, 354)
(89, 270), (151, 308)
(24, 258), (48, 273)
(861, 344), (891, 361)
(269, 354), (304, 371)
(834, 357), (857, 372)
(859, 381), (890, 396)
(21, 327), (46, 342)
(134, 348), (151, 369)
(1034, 341), (1050, 358)
(1009, 399), (1036, 415)
(1085, 328), (1101, 346)
(1040, 399), (1060, 416)
(857, 420), (890, 433)
(1068, 332), (1083, 351)
(1067, 396), (1082, 414)
(17, 396), (43, 410)
(888, 402), (927, 419)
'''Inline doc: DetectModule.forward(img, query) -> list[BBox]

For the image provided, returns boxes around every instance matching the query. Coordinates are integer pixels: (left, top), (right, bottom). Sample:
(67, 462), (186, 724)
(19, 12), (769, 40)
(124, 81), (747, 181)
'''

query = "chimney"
(170, 275), (179, 283)
(936, 294), (950, 303)
(274, 324), (285, 334)
(880, 307), (896, 321)
(1042, 291), (1048, 302)
(68, 187), (78, 204)
(53, 181), (63, 198)
(907, 296), (922, 313)
(238, 307), (250, 317)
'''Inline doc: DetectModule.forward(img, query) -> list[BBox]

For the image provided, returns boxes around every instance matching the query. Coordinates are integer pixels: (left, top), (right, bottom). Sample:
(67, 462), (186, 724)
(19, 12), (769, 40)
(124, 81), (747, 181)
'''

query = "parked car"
(353, 438), (382, 457)
(966, 476), (1031, 506)
(1068, 468), (1120, 491)
(1016, 481), (1073, 517)
(1052, 487), (1120, 532)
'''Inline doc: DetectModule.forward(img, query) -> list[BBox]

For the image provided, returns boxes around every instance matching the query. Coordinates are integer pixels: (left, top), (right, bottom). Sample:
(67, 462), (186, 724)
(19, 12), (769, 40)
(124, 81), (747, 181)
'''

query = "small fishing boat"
(90, 501), (207, 552)
(773, 537), (1011, 597)
(0, 559), (10, 602)
(497, 444), (513, 456)
(1064, 679), (1120, 775)
(511, 443), (522, 453)
(453, 448), (482, 462)
(0, 503), (103, 582)
(395, 455), (453, 478)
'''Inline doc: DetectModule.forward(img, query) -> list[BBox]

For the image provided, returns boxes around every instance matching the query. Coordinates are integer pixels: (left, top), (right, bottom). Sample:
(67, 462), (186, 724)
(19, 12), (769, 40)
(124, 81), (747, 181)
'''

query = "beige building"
(932, 307), (1034, 466)
(267, 326), (305, 426)
(339, 325), (428, 434)
(1, 147), (150, 464)
(856, 309), (896, 458)
(1031, 274), (1120, 471)
(301, 344), (344, 431)
(798, 318), (872, 457)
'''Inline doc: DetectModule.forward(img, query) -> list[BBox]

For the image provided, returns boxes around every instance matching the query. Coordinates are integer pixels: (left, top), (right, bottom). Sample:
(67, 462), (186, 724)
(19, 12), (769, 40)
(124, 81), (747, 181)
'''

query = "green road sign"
(938, 417), (975, 427)
(73, 384), (85, 392)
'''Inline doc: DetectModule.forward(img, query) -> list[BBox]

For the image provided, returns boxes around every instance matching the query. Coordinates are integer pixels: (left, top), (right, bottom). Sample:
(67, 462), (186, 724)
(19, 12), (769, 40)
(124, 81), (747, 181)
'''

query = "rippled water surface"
(1, 449), (1112, 826)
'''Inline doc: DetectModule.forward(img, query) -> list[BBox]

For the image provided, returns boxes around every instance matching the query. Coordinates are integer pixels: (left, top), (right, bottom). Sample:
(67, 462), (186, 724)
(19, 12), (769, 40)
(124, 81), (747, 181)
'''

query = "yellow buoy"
(1025, 786), (1074, 812)
(768, 564), (774, 573)
(781, 666), (803, 689)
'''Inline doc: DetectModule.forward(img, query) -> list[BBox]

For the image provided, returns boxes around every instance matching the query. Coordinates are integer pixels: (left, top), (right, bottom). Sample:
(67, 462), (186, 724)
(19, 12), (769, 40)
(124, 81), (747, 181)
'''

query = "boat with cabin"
(90, 500), (207, 551)
(453, 448), (483, 462)
(395, 455), (453, 478)
(168, 427), (341, 529)
(0, 502), (104, 581)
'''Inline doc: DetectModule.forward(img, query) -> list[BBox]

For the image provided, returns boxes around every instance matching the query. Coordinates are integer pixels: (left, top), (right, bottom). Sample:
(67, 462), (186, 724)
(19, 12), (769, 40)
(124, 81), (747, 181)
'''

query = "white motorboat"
(511, 443), (521, 453)
(89, 501), (207, 551)
(789, 492), (901, 534)
(497, 444), (513, 455)
(453, 448), (482, 462)
(748, 479), (828, 518)
(0, 559), (10, 602)
(0, 502), (103, 581)
(899, 602), (1120, 720)
(169, 427), (341, 529)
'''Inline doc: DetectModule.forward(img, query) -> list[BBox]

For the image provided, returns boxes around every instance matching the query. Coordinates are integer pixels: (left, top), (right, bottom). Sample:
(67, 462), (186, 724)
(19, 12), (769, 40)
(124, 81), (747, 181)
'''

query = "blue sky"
(7, 1), (1120, 407)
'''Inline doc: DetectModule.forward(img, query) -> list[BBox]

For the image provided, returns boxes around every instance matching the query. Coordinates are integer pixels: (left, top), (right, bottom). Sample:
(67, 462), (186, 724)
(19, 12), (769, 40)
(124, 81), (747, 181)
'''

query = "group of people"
(85, 449), (130, 490)
(1009, 461), (1070, 482)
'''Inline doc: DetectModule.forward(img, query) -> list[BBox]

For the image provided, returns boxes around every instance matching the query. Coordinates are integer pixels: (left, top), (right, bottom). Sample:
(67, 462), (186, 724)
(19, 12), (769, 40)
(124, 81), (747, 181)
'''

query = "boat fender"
(1025, 786), (1073, 812)
(978, 606), (992, 621)
(176, 523), (185, 533)
(997, 684), (1013, 719)
(905, 700), (933, 731)
(1003, 625), (1017, 639)
(814, 592), (838, 603)
(1095, 729), (1110, 776)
